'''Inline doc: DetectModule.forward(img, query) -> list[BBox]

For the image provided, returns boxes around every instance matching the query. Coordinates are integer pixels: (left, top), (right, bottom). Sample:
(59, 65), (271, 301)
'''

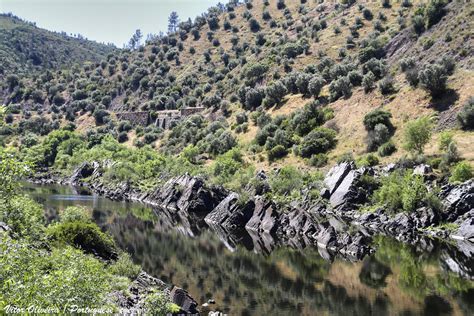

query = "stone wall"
(116, 111), (149, 126)
(180, 107), (205, 117)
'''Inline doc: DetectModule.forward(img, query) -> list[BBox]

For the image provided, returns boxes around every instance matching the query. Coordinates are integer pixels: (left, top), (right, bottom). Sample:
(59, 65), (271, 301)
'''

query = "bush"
(329, 76), (352, 101)
(412, 15), (425, 35)
(363, 109), (393, 131)
(117, 131), (128, 143)
(378, 141), (397, 157)
(457, 97), (474, 130)
(268, 145), (288, 162)
(46, 221), (118, 260)
(299, 127), (337, 158)
(59, 206), (92, 223)
(269, 166), (304, 196)
(418, 63), (448, 98)
(404, 116), (433, 154)
(357, 153), (379, 167)
(109, 252), (141, 280)
(145, 289), (179, 316)
(310, 153), (329, 167)
(425, 0), (447, 28)
(277, 0), (286, 10)
(449, 161), (472, 183)
(249, 18), (261, 32)
(362, 71), (376, 92)
(374, 171), (432, 213)
(378, 77), (396, 95)
(308, 76), (325, 98)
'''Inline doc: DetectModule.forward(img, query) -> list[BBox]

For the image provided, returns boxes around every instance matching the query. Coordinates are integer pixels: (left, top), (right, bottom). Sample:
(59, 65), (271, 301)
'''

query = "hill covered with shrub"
(0, 13), (116, 78)
(1, 0), (473, 181)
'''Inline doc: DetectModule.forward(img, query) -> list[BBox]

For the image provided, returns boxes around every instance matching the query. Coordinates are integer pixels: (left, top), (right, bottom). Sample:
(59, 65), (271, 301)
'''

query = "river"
(23, 182), (474, 316)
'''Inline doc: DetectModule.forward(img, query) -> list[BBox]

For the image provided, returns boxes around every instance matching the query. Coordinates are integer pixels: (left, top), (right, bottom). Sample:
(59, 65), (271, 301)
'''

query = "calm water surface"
(23, 183), (474, 316)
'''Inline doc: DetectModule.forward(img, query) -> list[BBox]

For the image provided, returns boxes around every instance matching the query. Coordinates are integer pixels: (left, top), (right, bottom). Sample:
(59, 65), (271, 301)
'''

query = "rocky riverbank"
(29, 160), (474, 266)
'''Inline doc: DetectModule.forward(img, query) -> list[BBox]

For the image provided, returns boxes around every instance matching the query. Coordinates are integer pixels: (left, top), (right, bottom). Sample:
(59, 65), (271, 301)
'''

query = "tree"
(265, 81), (287, 107)
(128, 29), (143, 50)
(299, 127), (337, 158)
(168, 11), (179, 33)
(418, 63), (447, 98)
(404, 116), (432, 154)
(308, 76), (325, 98)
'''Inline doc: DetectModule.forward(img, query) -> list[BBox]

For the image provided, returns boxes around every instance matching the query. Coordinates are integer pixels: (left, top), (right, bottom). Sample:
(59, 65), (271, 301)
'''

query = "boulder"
(170, 286), (199, 314)
(414, 207), (440, 229)
(442, 180), (474, 222)
(205, 193), (255, 230)
(245, 197), (279, 235)
(324, 162), (354, 195)
(328, 167), (374, 210)
(0, 222), (10, 232)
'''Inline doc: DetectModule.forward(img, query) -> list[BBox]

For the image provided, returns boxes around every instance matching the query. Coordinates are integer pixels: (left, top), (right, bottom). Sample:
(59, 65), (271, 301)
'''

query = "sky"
(0, 0), (222, 47)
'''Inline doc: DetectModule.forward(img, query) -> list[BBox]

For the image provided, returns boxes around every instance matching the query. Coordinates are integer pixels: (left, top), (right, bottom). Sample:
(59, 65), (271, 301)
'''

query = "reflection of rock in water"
(440, 241), (474, 279)
(424, 295), (452, 316)
(359, 256), (392, 288)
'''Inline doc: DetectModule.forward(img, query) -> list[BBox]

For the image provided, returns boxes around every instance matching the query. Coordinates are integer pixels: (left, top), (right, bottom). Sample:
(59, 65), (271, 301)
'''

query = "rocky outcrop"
(205, 193), (255, 231)
(441, 180), (474, 222)
(151, 174), (227, 214)
(452, 210), (474, 242)
(245, 197), (279, 235)
(322, 162), (375, 210)
(68, 161), (101, 185)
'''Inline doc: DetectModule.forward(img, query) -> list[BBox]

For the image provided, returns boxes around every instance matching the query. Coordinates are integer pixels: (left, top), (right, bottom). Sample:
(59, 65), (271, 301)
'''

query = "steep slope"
(0, 13), (116, 77)
(1, 0), (473, 172)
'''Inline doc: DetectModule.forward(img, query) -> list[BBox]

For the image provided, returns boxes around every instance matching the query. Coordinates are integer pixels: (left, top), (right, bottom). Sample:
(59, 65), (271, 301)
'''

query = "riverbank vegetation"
(0, 152), (176, 313)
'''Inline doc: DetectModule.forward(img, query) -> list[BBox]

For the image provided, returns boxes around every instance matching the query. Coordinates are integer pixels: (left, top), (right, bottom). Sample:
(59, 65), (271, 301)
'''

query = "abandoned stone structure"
(116, 111), (149, 126)
(116, 107), (205, 129)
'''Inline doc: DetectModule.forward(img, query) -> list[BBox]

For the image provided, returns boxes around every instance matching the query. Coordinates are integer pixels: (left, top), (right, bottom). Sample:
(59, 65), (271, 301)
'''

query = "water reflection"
(24, 183), (474, 315)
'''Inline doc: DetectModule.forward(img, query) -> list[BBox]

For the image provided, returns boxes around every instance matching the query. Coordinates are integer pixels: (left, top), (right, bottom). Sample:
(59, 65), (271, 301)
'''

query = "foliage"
(46, 220), (118, 260)
(457, 97), (474, 130)
(109, 252), (142, 280)
(298, 127), (337, 158)
(374, 171), (434, 213)
(0, 235), (112, 310)
(404, 117), (432, 154)
(418, 63), (448, 98)
(145, 289), (179, 316)
(449, 161), (473, 183)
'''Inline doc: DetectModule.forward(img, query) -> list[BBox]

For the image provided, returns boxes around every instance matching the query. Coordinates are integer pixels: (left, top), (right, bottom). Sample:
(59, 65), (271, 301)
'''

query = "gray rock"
(452, 214), (474, 242)
(205, 193), (255, 230)
(316, 225), (337, 249)
(443, 180), (474, 222)
(158, 174), (226, 214)
(324, 162), (354, 195)
(245, 197), (279, 235)
(0, 222), (10, 232)
(414, 207), (440, 229)
(413, 164), (433, 177)
(170, 286), (199, 314)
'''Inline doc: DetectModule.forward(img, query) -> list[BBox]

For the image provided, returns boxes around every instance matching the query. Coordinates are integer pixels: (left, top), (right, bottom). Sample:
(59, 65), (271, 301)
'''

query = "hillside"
(0, 13), (116, 77)
(1, 0), (473, 179)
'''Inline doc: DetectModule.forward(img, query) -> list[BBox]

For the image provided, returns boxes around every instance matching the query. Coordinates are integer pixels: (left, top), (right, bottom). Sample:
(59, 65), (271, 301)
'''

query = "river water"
(23, 182), (474, 316)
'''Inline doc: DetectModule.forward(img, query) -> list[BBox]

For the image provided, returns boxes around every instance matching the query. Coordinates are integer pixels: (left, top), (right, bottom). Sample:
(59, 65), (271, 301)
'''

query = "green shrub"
(425, 0), (447, 28)
(378, 77), (396, 95)
(404, 116), (433, 154)
(269, 166), (304, 196)
(363, 110), (393, 131)
(457, 97), (474, 130)
(59, 206), (92, 223)
(378, 141), (397, 157)
(449, 161), (473, 183)
(418, 63), (447, 98)
(309, 153), (329, 167)
(145, 290), (179, 316)
(329, 76), (352, 101)
(46, 221), (118, 260)
(0, 195), (44, 238)
(438, 131), (454, 151)
(299, 127), (337, 158)
(109, 252), (141, 280)
(374, 171), (431, 213)
(357, 154), (380, 167)
(268, 145), (288, 162)
(0, 235), (111, 309)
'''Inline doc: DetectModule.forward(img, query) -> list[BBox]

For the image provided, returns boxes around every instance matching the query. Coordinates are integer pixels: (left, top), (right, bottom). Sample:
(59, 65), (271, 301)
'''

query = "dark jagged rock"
(245, 197), (279, 235)
(170, 286), (199, 314)
(414, 207), (440, 229)
(413, 164), (433, 177)
(205, 193), (255, 231)
(323, 162), (353, 196)
(323, 162), (375, 210)
(315, 225), (337, 250)
(68, 161), (101, 185)
(442, 180), (474, 222)
(155, 174), (226, 215)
